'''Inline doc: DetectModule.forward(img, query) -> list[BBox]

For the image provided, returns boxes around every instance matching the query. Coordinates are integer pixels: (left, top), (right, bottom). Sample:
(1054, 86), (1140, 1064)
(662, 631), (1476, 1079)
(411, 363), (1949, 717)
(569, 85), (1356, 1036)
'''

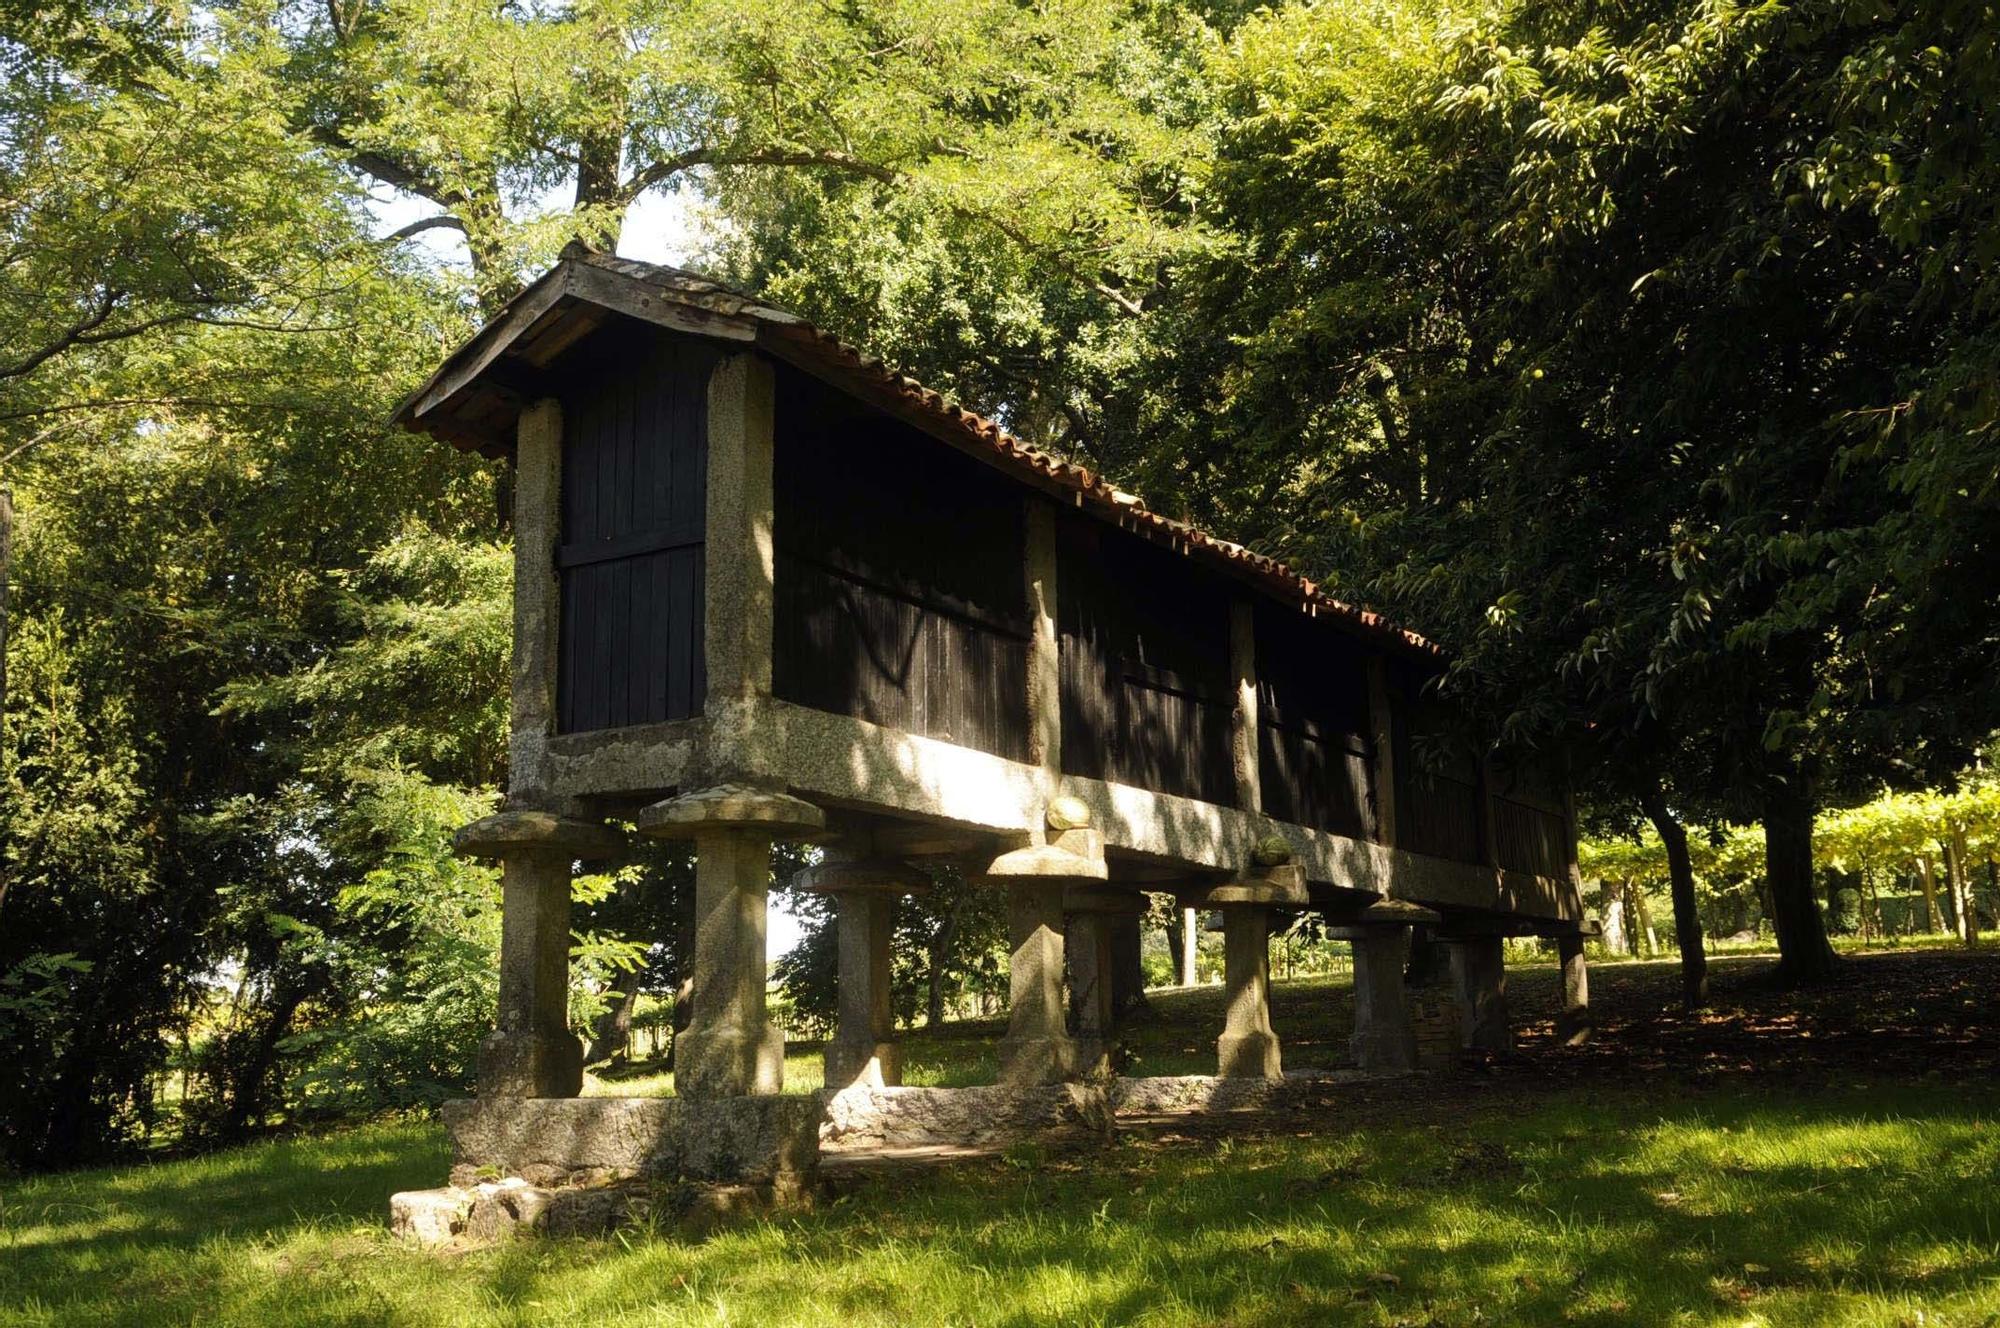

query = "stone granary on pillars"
(390, 254), (1590, 1199)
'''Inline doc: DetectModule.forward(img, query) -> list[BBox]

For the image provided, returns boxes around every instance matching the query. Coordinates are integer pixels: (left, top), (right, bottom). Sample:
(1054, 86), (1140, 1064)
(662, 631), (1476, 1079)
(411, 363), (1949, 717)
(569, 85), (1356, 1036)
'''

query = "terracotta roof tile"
(409, 253), (1442, 659)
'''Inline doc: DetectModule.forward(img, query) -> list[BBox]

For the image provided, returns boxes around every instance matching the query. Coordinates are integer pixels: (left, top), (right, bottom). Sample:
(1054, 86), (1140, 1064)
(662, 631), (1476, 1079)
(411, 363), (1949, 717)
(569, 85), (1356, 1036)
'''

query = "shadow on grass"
(5, 1084), (1996, 1327)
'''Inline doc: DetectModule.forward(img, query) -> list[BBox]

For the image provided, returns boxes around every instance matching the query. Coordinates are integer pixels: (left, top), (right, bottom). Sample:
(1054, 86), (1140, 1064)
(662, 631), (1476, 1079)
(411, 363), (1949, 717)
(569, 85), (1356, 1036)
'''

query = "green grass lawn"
(6, 953), (1999, 1327)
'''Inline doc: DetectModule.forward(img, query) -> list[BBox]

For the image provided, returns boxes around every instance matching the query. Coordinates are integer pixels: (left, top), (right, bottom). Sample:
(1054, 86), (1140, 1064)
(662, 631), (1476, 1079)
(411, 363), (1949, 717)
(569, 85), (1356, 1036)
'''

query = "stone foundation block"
(824, 1038), (899, 1092)
(1409, 989), (1461, 1070)
(390, 1186), (477, 1245)
(1215, 1030), (1283, 1080)
(443, 1095), (820, 1188)
(393, 1176), (794, 1246)
(819, 1083), (1112, 1151)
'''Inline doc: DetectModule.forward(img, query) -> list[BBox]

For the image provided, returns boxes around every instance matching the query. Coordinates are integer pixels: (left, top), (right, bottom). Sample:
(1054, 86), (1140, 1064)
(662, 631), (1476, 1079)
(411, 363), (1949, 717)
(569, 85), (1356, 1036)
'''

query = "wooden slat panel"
(1057, 514), (1236, 806)
(555, 329), (715, 734)
(770, 363), (1032, 761)
(1494, 796), (1567, 878)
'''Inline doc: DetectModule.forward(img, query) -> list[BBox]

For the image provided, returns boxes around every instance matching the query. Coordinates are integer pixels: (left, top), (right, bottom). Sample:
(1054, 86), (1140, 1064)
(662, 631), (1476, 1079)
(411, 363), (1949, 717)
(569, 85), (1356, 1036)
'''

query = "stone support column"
(679, 826), (784, 1097)
(1189, 851), (1303, 1081)
(1229, 600), (1260, 815)
(797, 854), (928, 1090)
(510, 398), (563, 798)
(986, 802), (1107, 1085)
(703, 351), (779, 785)
(1555, 932), (1590, 1046)
(637, 786), (827, 1098)
(1366, 656), (1398, 847)
(1216, 905), (1281, 1078)
(1347, 927), (1417, 1074)
(830, 891), (897, 1087)
(455, 811), (627, 1098)
(1065, 885), (1145, 1079)
(1025, 500), (1061, 795)
(1449, 935), (1513, 1054)
(1001, 880), (1074, 1084)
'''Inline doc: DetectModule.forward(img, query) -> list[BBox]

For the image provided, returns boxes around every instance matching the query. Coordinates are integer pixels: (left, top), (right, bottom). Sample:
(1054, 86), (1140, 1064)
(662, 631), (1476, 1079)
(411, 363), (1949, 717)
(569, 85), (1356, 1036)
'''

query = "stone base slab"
(1111, 1071), (1366, 1116)
(820, 1083), (1113, 1151)
(442, 1095), (820, 1188)
(392, 1176), (800, 1246)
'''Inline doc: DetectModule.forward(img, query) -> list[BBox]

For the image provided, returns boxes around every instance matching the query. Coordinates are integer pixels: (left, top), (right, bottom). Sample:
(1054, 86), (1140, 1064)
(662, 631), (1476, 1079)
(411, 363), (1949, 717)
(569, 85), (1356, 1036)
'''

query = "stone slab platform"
(820, 1082), (1114, 1152)
(442, 1095), (820, 1188)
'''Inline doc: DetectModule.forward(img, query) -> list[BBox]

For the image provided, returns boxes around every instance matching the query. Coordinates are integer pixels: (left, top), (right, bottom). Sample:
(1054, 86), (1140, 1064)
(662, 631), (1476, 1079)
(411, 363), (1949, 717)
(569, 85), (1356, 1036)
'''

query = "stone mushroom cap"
(634, 784), (828, 841)
(453, 810), (629, 861)
(1356, 898), (1443, 926)
(983, 842), (1110, 884)
(793, 857), (931, 895)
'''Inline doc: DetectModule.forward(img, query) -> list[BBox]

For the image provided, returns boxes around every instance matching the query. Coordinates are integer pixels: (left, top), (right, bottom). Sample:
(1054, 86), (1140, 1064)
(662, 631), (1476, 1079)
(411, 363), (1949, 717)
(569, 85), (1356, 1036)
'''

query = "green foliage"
(280, 771), (501, 1120)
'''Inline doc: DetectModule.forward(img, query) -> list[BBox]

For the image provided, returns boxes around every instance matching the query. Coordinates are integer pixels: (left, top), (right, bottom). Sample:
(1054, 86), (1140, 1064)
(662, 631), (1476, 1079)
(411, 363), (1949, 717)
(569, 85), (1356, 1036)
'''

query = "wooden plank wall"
(1393, 680), (1486, 865)
(1489, 757), (1570, 878)
(1254, 604), (1375, 837)
(1057, 516), (1236, 806)
(556, 329), (716, 733)
(771, 367), (1032, 761)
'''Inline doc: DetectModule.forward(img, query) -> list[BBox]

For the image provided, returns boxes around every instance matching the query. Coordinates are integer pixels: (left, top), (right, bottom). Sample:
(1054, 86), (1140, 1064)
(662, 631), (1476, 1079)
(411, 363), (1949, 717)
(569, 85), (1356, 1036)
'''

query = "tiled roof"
(402, 253), (1442, 659)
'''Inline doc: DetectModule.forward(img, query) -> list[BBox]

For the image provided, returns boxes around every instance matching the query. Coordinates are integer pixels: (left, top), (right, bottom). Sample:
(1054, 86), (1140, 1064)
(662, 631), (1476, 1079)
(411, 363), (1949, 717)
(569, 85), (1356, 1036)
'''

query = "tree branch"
(383, 214), (469, 243)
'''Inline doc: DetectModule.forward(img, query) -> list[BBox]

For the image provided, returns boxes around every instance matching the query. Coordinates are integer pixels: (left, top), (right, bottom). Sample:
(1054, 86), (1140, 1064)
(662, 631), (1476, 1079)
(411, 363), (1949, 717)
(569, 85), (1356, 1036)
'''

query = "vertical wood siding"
(1057, 516), (1236, 806)
(1253, 604), (1376, 837)
(771, 367), (1031, 761)
(556, 330), (715, 733)
(1394, 681), (1486, 865)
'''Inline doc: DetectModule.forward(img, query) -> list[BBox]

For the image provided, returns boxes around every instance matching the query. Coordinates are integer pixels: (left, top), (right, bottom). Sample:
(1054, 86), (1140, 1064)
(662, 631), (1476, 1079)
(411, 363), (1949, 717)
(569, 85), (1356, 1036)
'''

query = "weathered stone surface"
(793, 857), (929, 895)
(395, 1175), (793, 1245)
(1409, 987), (1461, 1070)
(443, 1096), (821, 1186)
(1348, 927), (1418, 1075)
(1045, 796), (1093, 831)
(1250, 835), (1294, 867)
(1555, 932), (1590, 1046)
(1112, 1071), (1362, 1116)
(820, 1083), (1113, 1151)
(635, 784), (826, 840)
(984, 842), (1108, 882)
(1450, 936), (1513, 1054)
(390, 1186), (475, 1245)
(453, 810), (628, 860)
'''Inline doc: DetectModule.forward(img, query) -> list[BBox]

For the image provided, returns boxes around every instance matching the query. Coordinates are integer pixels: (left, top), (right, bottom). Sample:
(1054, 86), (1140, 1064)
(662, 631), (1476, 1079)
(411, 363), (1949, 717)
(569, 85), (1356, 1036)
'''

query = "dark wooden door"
(557, 335), (716, 733)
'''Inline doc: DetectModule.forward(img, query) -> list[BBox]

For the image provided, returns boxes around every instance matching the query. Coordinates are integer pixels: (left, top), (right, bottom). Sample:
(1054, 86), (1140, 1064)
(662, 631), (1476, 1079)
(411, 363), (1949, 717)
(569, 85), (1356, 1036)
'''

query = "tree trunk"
(1630, 882), (1659, 956)
(1917, 855), (1942, 934)
(1109, 915), (1150, 1020)
(1601, 890), (1629, 957)
(586, 966), (644, 1064)
(925, 890), (969, 1028)
(1762, 773), (1838, 985)
(1640, 787), (1707, 1009)
(0, 486), (11, 742)
(1948, 830), (1978, 947)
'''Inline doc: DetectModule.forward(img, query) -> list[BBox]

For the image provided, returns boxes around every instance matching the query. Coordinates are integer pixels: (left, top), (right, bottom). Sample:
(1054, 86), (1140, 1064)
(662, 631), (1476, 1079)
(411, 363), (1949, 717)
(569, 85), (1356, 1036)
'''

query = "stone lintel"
(454, 810), (628, 861)
(1062, 884), (1150, 915)
(793, 857), (930, 896)
(635, 784), (827, 841)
